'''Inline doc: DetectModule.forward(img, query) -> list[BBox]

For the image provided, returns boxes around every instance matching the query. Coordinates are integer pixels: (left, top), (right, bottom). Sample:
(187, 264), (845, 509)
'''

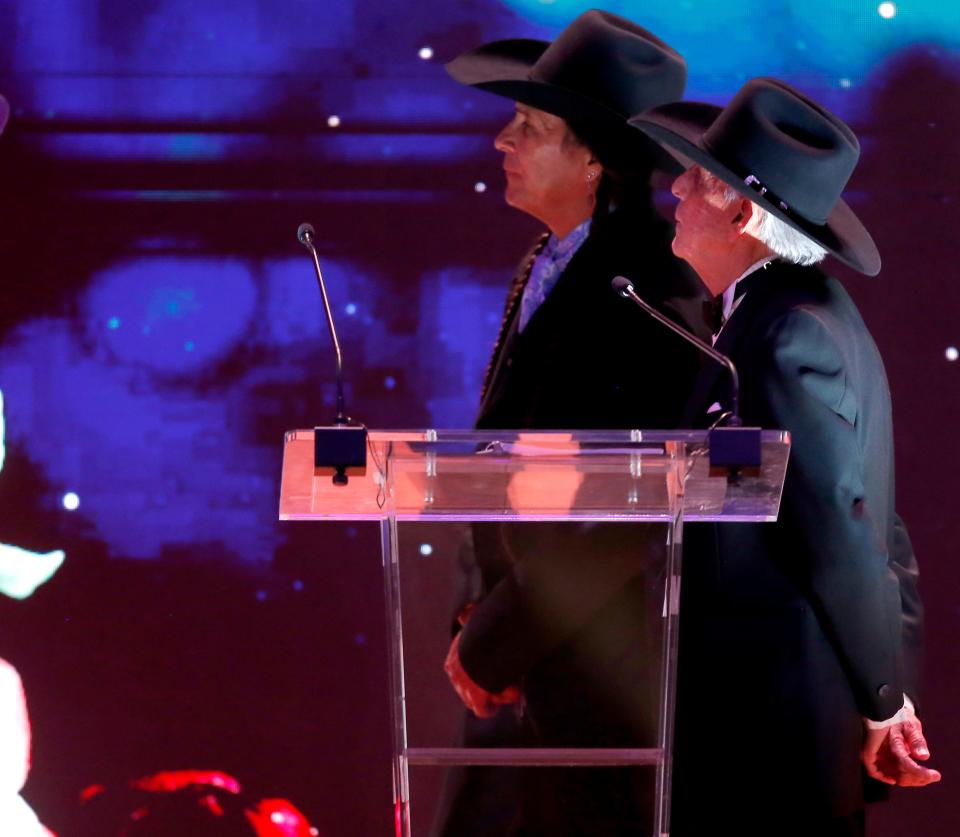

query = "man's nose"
(494, 118), (517, 152)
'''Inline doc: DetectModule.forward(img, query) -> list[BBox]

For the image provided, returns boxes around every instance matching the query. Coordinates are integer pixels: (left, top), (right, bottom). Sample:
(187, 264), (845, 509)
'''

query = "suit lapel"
(480, 232), (549, 403)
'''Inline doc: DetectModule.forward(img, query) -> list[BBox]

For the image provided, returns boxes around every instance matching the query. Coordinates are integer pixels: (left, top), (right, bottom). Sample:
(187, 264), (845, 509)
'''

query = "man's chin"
(503, 194), (535, 218)
(671, 239), (703, 280)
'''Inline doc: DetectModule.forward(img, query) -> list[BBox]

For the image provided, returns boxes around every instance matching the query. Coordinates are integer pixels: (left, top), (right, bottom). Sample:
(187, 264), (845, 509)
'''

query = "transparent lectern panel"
(279, 429), (790, 523)
(388, 434), (680, 521)
(393, 518), (677, 836)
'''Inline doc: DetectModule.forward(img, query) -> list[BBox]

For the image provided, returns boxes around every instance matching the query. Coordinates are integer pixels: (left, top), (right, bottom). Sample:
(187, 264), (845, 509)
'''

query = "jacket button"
(877, 684), (891, 699)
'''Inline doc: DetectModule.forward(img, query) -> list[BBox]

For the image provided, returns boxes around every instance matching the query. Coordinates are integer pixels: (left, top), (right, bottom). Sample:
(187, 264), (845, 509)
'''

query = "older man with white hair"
(630, 79), (939, 836)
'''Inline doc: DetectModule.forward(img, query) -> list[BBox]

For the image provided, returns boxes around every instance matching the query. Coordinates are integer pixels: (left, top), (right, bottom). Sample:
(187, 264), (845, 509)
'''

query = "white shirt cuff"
(863, 694), (915, 729)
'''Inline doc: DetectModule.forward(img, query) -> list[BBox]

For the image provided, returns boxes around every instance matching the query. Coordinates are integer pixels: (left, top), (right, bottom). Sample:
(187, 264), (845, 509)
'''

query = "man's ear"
(585, 156), (602, 184)
(729, 197), (755, 238)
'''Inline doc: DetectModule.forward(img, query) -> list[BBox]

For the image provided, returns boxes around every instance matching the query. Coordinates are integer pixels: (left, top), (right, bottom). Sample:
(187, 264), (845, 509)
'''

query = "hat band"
(743, 175), (789, 212)
(702, 132), (833, 226)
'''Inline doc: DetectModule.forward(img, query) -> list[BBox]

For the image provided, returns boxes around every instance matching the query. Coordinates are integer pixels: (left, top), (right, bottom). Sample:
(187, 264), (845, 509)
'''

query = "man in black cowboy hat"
(434, 9), (709, 835)
(631, 78), (939, 835)
(446, 7), (707, 430)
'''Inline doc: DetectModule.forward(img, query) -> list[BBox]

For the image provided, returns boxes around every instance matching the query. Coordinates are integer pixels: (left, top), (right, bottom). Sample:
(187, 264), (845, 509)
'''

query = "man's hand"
(861, 706), (941, 787)
(443, 605), (520, 718)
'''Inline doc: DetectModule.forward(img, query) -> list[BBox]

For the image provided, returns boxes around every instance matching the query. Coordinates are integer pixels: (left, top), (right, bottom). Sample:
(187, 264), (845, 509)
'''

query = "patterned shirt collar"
(517, 218), (592, 333)
(544, 218), (592, 265)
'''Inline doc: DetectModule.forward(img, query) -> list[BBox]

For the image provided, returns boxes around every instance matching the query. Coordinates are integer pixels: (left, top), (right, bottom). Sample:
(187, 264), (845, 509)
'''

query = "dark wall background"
(0, 1), (957, 834)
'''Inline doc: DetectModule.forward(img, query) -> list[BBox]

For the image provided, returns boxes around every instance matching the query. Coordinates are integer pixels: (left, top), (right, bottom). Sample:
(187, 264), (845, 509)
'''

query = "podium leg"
(654, 509), (683, 837)
(382, 517), (411, 836)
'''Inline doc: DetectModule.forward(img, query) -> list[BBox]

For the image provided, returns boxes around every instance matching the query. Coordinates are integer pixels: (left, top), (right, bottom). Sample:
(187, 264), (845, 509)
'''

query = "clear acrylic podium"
(279, 429), (789, 836)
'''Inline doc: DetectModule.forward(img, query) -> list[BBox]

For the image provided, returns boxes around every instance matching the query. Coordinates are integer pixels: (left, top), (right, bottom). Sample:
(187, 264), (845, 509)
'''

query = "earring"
(587, 170), (598, 182)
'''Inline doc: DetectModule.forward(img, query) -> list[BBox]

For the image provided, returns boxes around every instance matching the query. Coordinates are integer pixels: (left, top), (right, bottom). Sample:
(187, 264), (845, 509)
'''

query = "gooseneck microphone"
(297, 222), (367, 485)
(298, 222), (347, 424)
(611, 276), (741, 423)
(611, 276), (760, 473)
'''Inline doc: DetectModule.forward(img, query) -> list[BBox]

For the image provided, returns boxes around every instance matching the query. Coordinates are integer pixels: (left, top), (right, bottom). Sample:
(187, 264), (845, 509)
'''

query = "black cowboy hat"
(445, 9), (686, 170)
(0, 94), (9, 136)
(629, 77), (881, 276)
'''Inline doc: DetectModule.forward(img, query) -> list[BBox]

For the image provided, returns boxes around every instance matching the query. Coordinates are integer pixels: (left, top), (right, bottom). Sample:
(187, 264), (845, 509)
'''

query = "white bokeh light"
(327, 115), (341, 128)
(418, 46), (434, 60)
(474, 181), (487, 193)
(62, 492), (80, 511)
(419, 543), (434, 556)
(878, 2), (896, 19)
(946, 346), (959, 362)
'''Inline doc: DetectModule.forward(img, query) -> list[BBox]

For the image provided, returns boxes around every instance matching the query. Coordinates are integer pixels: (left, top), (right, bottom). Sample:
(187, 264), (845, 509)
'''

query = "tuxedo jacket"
(672, 261), (923, 826)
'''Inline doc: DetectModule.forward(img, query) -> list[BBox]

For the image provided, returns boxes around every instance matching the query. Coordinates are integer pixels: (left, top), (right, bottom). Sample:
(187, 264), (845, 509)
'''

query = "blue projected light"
(85, 257), (257, 376)
(13, 1), (354, 79)
(419, 267), (507, 428)
(38, 133), (230, 162)
(0, 249), (385, 562)
(499, 0), (960, 91)
(0, 318), (280, 561)
(261, 256), (372, 348)
(324, 134), (489, 164)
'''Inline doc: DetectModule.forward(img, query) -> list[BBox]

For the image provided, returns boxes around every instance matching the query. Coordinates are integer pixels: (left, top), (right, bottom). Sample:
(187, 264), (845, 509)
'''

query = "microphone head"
(611, 276), (634, 298)
(297, 222), (316, 248)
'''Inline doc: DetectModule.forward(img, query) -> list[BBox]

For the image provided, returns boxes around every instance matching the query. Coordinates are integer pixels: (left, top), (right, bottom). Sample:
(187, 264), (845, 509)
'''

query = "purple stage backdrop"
(0, 1), (958, 834)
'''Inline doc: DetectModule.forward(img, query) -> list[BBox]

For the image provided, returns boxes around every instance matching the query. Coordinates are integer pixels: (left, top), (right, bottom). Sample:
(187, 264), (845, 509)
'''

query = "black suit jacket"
(447, 200), (710, 833)
(476, 198), (708, 431)
(673, 261), (923, 826)
(461, 198), (709, 693)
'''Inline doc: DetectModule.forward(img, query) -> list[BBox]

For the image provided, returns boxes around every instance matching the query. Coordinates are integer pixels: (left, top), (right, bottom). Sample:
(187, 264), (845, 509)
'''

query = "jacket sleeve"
(890, 513), (924, 707)
(758, 308), (908, 722)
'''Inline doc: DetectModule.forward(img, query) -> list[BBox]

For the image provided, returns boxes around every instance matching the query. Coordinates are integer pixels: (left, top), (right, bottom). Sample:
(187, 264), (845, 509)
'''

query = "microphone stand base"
(708, 425), (762, 480)
(314, 424), (368, 485)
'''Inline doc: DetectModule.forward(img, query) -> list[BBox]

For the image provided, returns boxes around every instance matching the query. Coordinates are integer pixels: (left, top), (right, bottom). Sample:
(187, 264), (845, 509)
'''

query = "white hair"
(701, 170), (827, 266)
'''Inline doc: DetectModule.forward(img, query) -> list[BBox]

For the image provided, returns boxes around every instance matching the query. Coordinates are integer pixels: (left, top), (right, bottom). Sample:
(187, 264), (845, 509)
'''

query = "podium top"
(279, 429), (789, 523)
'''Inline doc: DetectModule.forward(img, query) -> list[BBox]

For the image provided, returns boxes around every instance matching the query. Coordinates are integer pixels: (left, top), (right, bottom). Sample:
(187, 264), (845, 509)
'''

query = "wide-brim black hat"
(0, 95), (9, 136)
(629, 78), (880, 276)
(445, 9), (686, 171)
